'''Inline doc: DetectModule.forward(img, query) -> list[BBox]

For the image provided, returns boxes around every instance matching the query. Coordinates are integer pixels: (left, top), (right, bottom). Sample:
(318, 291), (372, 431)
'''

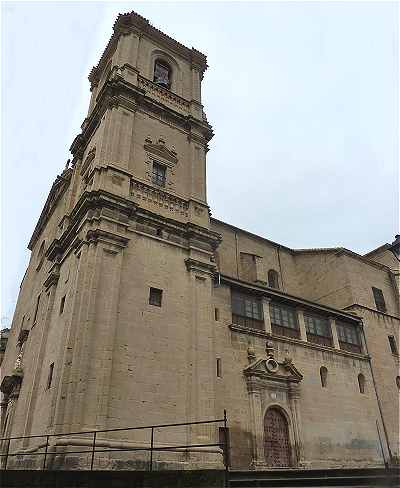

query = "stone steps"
(228, 468), (399, 487)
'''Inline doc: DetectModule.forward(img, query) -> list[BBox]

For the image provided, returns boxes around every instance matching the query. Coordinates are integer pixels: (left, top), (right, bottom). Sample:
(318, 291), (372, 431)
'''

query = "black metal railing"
(0, 411), (230, 474)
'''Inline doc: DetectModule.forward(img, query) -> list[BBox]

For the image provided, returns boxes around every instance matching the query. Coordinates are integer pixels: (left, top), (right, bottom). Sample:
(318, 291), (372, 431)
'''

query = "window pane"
(270, 302), (298, 330)
(231, 290), (263, 324)
(305, 314), (330, 338)
(337, 322), (360, 346)
(152, 162), (166, 187)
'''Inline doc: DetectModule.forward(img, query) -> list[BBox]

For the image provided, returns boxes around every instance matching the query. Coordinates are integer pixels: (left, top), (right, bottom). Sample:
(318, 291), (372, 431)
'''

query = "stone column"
(22, 264), (59, 444)
(185, 259), (217, 449)
(359, 323), (367, 354)
(79, 234), (128, 432)
(262, 297), (272, 334)
(296, 309), (307, 341)
(288, 383), (304, 466)
(247, 378), (265, 468)
(330, 317), (340, 350)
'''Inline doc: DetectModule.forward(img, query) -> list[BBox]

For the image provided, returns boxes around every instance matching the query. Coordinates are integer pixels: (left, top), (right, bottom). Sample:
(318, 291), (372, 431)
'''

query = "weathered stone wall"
(1, 11), (398, 474)
(212, 283), (384, 469)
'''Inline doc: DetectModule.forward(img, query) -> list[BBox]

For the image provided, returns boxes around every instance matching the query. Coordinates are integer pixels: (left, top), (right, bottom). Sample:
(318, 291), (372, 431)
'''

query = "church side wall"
(212, 284), (385, 469)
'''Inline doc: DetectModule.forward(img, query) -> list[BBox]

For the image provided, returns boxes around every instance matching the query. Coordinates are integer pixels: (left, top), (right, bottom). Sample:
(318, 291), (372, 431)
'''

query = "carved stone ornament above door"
(244, 342), (303, 389)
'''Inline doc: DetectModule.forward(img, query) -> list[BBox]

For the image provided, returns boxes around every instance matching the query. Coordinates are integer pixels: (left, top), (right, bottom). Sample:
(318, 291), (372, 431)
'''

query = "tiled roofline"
(211, 217), (391, 272)
(211, 217), (293, 252)
(364, 243), (391, 257)
(89, 11), (208, 84)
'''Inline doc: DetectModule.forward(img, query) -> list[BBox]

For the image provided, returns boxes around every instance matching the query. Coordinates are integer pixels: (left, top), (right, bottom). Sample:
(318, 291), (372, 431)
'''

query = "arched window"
(320, 366), (328, 388)
(268, 269), (279, 289)
(396, 376), (400, 390)
(358, 373), (366, 394)
(153, 59), (172, 89)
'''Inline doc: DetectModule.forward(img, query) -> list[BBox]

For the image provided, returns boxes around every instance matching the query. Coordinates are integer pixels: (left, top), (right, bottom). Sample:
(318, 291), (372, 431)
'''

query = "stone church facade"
(1, 11), (399, 471)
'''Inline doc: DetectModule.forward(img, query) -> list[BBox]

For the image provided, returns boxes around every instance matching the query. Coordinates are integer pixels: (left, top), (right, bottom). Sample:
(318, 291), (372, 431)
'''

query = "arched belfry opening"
(264, 407), (291, 467)
(153, 59), (172, 89)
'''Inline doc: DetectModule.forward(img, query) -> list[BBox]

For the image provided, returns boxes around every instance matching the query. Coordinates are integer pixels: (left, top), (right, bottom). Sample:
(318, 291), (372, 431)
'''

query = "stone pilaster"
(288, 383), (303, 466)
(330, 317), (340, 350)
(185, 259), (216, 447)
(262, 297), (272, 334)
(247, 378), (265, 468)
(22, 266), (59, 445)
(297, 308), (308, 341)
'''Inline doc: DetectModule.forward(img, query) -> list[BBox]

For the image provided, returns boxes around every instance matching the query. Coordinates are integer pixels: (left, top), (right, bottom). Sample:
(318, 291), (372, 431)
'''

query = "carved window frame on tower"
(143, 137), (178, 190)
(153, 59), (172, 89)
(149, 50), (181, 95)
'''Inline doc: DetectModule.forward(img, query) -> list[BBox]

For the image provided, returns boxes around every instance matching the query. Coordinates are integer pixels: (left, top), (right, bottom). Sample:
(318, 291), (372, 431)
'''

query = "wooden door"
(264, 407), (291, 467)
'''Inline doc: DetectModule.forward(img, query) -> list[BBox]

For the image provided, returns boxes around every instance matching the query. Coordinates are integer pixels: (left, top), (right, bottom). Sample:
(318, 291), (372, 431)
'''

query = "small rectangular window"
(59, 295), (66, 315)
(214, 308), (220, 321)
(47, 363), (54, 389)
(388, 336), (398, 355)
(149, 287), (163, 307)
(152, 162), (166, 187)
(216, 358), (222, 378)
(33, 294), (41, 325)
(372, 287), (387, 313)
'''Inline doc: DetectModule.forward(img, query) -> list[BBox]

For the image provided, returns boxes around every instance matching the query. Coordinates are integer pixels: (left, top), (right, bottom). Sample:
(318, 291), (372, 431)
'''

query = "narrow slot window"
(60, 295), (66, 315)
(388, 336), (398, 355)
(214, 308), (220, 321)
(358, 373), (366, 394)
(320, 366), (328, 388)
(47, 363), (54, 390)
(216, 358), (222, 378)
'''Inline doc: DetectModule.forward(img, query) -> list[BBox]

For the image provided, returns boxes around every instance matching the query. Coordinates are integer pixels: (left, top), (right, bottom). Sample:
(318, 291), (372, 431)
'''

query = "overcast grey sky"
(1, 1), (398, 327)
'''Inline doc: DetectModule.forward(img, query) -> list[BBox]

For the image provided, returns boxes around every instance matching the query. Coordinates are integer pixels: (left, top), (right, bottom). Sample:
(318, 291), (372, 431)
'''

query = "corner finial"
(247, 345), (256, 363)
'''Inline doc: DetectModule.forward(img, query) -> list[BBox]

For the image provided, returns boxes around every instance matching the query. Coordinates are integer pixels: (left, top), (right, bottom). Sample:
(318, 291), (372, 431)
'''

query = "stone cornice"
(185, 258), (216, 276)
(28, 169), (73, 251)
(211, 217), (394, 274)
(46, 190), (136, 262)
(133, 203), (222, 252)
(229, 324), (370, 361)
(71, 79), (213, 159)
(344, 303), (400, 321)
(44, 188), (220, 264)
(89, 11), (207, 84)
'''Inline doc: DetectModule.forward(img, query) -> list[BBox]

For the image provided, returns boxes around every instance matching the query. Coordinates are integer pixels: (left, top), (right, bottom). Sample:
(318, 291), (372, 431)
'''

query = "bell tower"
(0, 12), (222, 467)
(71, 11), (214, 229)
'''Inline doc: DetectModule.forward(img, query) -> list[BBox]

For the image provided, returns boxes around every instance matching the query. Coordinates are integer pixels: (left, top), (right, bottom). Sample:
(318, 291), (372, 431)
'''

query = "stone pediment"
(144, 137), (178, 165)
(244, 342), (303, 385)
